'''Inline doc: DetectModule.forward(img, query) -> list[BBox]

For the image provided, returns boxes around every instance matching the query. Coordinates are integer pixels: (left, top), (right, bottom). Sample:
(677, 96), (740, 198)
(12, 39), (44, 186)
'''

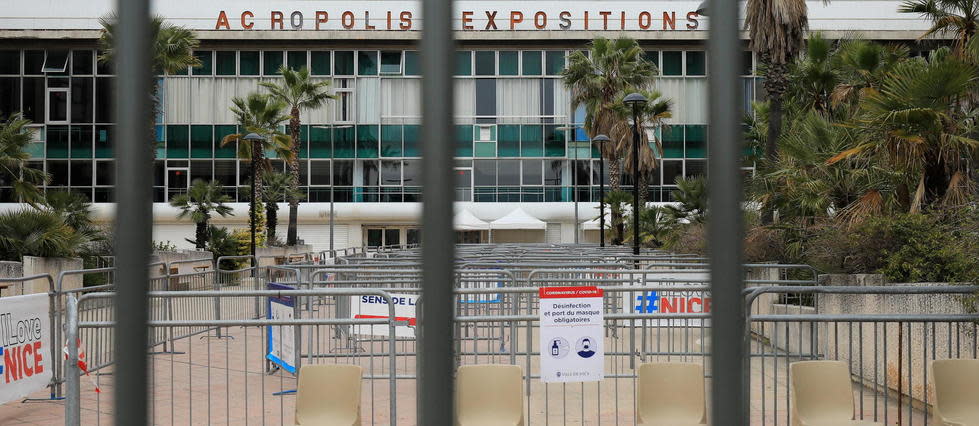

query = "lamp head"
(592, 134), (610, 143)
(243, 132), (265, 141)
(623, 92), (648, 108)
(696, 0), (708, 16)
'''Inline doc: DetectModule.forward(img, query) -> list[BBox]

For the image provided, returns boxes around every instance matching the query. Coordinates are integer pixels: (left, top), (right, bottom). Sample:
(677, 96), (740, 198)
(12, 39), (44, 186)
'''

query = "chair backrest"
(295, 364), (362, 425)
(456, 364), (524, 426)
(932, 359), (979, 423)
(789, 361), (854, 426)
(636, 362), (706, 425)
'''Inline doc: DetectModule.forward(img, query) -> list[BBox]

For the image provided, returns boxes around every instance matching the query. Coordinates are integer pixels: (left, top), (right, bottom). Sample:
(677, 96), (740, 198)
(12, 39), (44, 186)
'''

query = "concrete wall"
(22, 256), (83, 294)
(0, 261), (24, 296)
(256, 245), (315, 267)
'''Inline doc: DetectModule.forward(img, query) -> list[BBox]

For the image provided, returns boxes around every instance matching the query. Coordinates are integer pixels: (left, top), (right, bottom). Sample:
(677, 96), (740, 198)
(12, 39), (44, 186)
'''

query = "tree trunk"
(639, 174), (650, 206)
(287, 107), (301, 246)
(266, 204), (278, 244)
(923, 149), (949, 207)
(195, 221), (207, 250)
(761, 56), (787, 225)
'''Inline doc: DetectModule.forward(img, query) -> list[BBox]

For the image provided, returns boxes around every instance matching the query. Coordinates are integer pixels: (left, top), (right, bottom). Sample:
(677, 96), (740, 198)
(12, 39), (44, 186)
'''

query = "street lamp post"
(243, 133), (265, 269)
(623, 93), (647, 256)
(313, 125), (352, 258)
(592, 135), (610, 247)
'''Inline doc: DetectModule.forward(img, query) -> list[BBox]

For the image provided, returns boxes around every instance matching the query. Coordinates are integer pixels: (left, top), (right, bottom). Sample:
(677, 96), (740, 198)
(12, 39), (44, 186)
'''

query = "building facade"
(0, 1), (930, 250)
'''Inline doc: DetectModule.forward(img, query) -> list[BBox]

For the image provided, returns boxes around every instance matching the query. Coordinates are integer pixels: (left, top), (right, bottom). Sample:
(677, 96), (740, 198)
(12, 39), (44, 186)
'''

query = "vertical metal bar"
(707, 0), (746, 422)
(113, 0), (152, 422)
(417, 0), (455, 421)
(65, 295), (80, 426)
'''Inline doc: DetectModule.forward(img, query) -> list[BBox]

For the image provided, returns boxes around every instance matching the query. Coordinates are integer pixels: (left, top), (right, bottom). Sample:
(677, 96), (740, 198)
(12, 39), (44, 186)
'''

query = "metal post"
(329, 186), (334, 253)
(65, 295), (80, 426)
(417, 0), (455, 421)
(599, 153), (606, 247)
(707, 0), (747, 422)
(631, 107), (640, 256)
(250, 144), (257, 268)
(573, 138), (579, 244)
(113, 0), (152, 422)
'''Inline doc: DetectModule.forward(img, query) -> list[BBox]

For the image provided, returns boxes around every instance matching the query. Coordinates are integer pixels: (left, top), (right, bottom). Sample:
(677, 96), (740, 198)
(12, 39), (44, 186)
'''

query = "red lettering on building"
(663, 11), (676, 30)
(241, 11), (254, 30)
(462, 11), (474, 30)
(400, 12), (413, 30)
(270, 11), (284, 30)
(686, 12), (700, 30)
(534, 12), (547, 29)
(215, 11), (231, 30)
(510, 11), (524, 30)
(315, 11), (329, 30)
(638, 11), (652, 29)
(342, 11), (355, 29)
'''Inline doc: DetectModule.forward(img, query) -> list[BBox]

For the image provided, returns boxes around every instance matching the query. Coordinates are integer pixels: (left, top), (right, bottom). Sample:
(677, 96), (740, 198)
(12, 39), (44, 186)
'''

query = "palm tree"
(261, 172), (305, 244)
(829, 40), (908, 111)
(900, 0), (979, 49)
(169, 179), (234, 250)
(607, 89), (672, 204)
(0, 209), (88, 260)
(745, 0), (809, 222)
(260, 66), (334, 246)
(830, 48), (978, 210)
(624, 206), (676, 248)
(221, 93), (294, 226)
(562, 37), (658, 191)
(0, 114), (47, 205)
(666, 176), (709, 224)
(99, 16), (200, 157)
(602, 190), (633, 245)
(43, 191), (99, 236)
(787, 33), (838, 115)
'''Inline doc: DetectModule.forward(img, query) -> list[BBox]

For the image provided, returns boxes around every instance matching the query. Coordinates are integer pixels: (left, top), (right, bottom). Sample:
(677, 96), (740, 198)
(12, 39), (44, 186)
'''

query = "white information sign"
(539, 286), (604, 383)
(267, 283), (297, 374)
(0, 294), (53, 404)
(350, 293), (417, 338)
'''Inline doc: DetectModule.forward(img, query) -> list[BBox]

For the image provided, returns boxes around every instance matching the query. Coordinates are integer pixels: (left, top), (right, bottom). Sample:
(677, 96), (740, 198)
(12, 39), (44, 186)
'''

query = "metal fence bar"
(707, 0), (746, 423)
(112, 0), (153, 422)
(418, 0), (456, 421)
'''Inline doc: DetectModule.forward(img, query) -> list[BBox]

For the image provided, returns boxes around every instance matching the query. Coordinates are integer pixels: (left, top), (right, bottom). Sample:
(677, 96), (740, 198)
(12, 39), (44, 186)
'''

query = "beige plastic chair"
(789, 361), (882, 426)
(636, 362), (706, 426)
(455, 364), (524, 426)
(931, 359), (979, 426)
(295, 364), (362, 426)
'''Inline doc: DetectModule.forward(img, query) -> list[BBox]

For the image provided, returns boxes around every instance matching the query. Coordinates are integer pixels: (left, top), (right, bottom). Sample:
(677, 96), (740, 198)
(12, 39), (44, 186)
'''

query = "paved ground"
(0, 320), (927, 425)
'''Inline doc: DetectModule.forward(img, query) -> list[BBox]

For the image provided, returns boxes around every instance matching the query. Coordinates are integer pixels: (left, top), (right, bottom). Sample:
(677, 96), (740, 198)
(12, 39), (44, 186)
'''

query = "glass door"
(455, 168), (472, 202)
(166, 168), (189, 200)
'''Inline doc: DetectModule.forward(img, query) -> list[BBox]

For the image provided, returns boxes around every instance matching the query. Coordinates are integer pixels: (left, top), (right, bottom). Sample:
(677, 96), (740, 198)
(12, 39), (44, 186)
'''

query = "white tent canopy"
(454, 209), (490, 230)
(490, 207), (547, 230)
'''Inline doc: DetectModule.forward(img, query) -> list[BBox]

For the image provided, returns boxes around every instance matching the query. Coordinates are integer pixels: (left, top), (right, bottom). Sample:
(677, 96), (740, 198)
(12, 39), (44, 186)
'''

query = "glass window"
(24, 50), (44, 75)
(455, 125), (473, 157)
(287, 51), (307, 71)
(380, 125), (402, 157)
(239, 51), (260, 75)
(475, 51), (495, 76)
(380, 51), (402, 74)
(215, 51), (236, 75)
(474, 142), (496, 157)
(166, 125), (190, 158)
(42, 50), (69, 73)
(662, 126), (684, 158)
(574, 159), (590, 186)
(69, 125), (93, 158)
(22, 77), (44, 122)
(455, 51), (472, 76)
(94, 77), (112, 123)
(498, 159), (520, 185)
(71, 77), (94, 123)
(498, 125), (520, 157)
(48, 90), (69, 122)
(544, 125), (565, 157)
(403, 125), (420, 157)
(48, 161), (68, 186)
(193, 51), (212, 75)
(95, 125), (113, 158)
(71, 50), (93, 75)
(499, 51), (518, 76)
(334, 51), (355, 75)
(686, 51), (706, 76)
(190, 160), (212, 182)
(643, 50), (659, 68)
(0, 77), (18, 118)
(361, 160), (379, 185)
(356, 125), (378, 158)
(95, 160), (114, 186)
(357, 51), (378, 75)
(309, 126), (331, 158)
(685, 125), (707, 158)
(403, 159), (420, 185)
(475, 79), (496, 118)
(662, 51), (683, 76)
(404, 51), (420, 76)
(522, 159), (542, 185)
(213, 160), (236, 186)
(381, 160), (401, 185)
(545, 51), (565, 75)
(311, 51), (331, 75)
(96, 50), (113, 75)
(0, 51), (19, 74)
(333, 126), (355, 158)
(741, 51), (753, 75)
(69, 161), (92, 186)
(474, 160), (496, 185)
(662, 160), (683, 185)
(191, 125), (212, 158)
(520, 125), (543, 157)
(263, 51), (283, 75)
(47, 126), (69, 158)
(213, 125), (237, 158)
(685, 159), (706, 178)
(522, 51), (542, 76)
(310, 160), (331, 185)
(544, 160), (564, 186)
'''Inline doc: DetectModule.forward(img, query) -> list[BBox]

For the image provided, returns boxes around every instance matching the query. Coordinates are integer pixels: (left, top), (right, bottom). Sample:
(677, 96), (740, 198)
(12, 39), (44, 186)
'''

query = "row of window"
(0, 49), (752, 78)
(32, 124), (710, 160)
